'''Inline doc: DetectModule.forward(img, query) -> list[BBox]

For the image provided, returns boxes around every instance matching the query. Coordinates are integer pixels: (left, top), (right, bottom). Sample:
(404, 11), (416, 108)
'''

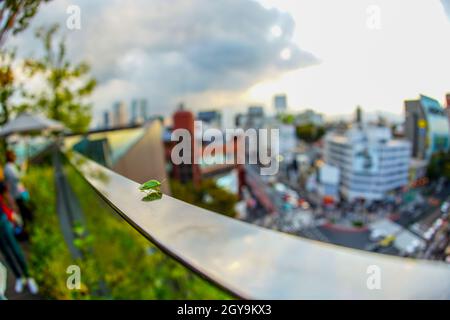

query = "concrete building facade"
(405, 95), (450, 160)
(325, 126), (411, 202)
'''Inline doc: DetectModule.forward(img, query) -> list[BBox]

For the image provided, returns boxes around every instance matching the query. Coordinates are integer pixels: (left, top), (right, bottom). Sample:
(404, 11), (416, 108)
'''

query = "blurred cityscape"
(73, 92), (450, 262)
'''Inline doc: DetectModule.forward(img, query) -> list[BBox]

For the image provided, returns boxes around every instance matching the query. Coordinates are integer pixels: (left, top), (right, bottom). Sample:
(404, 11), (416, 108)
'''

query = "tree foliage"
(171, 179), (238, 218)
(23, 24), (96, 133)
(25, 164), (230, 299)
(427, 150), (450, 181)
(0, 48), (16, 125)
(0, 0), (51, 46)
(296, 123), (326, 143)
(279, 113), (295, 125)
(0, 0), (50, 126)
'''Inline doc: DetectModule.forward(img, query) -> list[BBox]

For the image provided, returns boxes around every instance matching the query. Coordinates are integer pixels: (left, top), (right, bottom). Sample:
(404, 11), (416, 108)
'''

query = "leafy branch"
(0, 0), (51, 47)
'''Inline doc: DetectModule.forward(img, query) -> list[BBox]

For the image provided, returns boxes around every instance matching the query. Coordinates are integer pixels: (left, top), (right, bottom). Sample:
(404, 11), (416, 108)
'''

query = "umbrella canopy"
(0, 112), (65, 136)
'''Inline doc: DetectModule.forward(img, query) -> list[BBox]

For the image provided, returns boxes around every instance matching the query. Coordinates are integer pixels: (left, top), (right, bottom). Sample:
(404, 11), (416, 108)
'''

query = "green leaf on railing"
(139, 179), (163, 202)
(139, 179), (161, 191)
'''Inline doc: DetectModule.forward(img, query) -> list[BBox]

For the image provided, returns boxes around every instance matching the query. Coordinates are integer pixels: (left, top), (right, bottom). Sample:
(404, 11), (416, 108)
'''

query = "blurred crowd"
(0, 150), (38, 299)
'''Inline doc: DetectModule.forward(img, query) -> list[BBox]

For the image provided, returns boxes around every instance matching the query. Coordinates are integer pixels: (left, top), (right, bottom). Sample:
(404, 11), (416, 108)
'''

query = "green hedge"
(24, 164), (230, 299)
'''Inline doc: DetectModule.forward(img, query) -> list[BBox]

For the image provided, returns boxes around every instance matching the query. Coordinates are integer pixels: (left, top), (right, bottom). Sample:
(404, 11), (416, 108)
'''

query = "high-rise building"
(103, 111), (110, 129)
(278, 124), (297, 156)
(405, 95), (450, 160)
(355, 106), (363, 126)
(113, 101), (127, 128)
(140, 99), (149, 122)
(197, 111), (221, 129)
(246, 106), (265, 129)
(446, 93), (450, 125)
(325, 126), (411, 202)
(274, 94), (287, 114)
(171, 104), (201, 186)
(295, 109), (324, 126)
(130, 99), (139, 125)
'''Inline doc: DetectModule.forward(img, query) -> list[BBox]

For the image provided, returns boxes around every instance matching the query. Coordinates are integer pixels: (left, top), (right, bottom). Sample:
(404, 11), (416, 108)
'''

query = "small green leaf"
(139, 179), (161, 191)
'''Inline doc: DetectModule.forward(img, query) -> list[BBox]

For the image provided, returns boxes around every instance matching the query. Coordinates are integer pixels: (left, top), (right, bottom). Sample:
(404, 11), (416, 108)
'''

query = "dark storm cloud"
(11, 0), (319, 114)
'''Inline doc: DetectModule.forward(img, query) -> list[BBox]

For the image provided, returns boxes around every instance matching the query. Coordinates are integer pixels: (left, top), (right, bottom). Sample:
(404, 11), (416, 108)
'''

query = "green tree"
(427, 151), (450, 181)
(0, 0), (51, 127)
(0, 48), (16, 125)
(171, 179), (238, 218)
(0, 0), (51, 46)
(23, 24), (96, 133)
(279, 113), (295, 125)
(296, 123), (325, 143)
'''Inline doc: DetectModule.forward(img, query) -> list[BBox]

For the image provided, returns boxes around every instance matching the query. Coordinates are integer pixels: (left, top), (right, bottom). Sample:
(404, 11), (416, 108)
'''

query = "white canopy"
(0, 112), (65, 136)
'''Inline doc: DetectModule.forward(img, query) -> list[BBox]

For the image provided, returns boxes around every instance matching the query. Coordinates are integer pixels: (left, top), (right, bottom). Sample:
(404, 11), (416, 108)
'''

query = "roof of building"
(65, 127), (146, 165)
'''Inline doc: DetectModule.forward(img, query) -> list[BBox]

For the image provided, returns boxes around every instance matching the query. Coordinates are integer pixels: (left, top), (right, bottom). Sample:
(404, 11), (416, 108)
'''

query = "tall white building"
(278, 124), (297, 156)
(324, 126), (411, 201)
(295, 109), (324, 126)
(113, 101), (127, 128)
(274, 94), (287, 114)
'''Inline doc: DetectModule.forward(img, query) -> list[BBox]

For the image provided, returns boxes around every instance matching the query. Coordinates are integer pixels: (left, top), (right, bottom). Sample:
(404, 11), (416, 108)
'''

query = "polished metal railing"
(64, 150), (450, 299)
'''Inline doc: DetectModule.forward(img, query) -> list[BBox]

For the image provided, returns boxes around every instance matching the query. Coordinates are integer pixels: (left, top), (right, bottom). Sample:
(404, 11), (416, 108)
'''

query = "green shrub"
(23, 164), (230, 299)
(352, 220), (364, 228)
(64, 163), (230, 299)
(24, 166), (93, 299)
(170, 179), (238, 218)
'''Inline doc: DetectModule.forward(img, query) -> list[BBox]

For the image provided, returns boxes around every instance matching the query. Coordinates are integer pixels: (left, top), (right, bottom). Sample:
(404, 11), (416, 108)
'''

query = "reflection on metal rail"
(65, 150), (450, 299)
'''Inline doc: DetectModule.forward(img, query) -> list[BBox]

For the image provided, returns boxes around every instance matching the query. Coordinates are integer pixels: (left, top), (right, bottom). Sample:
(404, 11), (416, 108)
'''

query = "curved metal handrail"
(64, 150), (450, 299)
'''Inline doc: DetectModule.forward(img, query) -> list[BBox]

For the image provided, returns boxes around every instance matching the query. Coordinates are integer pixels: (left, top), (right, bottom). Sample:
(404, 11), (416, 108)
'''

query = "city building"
(103, 111), (110, 129)
(234, 113), (246, 128)
(446, 93), (450, 125)
(295, 109), (324, 126)
(277, 124), (297, 156)
(306, 163), (341, 205)
(246, 106), (265, 129)
(324, 126), (411, 202)
(66, 120), (170, 194)
(197, 110), (222, 129)
(274, 94), (287, 114)
(140, 99), (149, 122)
(112, 101), (127, 128)
(355, 106), (363, 126)
(130, 99), (141, 125)
(409, 158), (428, 183)
(317, 164), (340, 203)
(164, 105), (246, 194)
(405, 95), (450, 160)
(171, 105), (201, 185)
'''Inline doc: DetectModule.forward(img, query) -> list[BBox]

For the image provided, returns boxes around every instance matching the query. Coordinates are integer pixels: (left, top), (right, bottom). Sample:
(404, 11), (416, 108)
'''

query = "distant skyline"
(10, 0), (450, 123)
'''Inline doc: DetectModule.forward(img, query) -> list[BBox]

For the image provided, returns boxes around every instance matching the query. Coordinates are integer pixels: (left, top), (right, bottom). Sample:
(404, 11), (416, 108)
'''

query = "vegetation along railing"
(64, 149), (450, 299)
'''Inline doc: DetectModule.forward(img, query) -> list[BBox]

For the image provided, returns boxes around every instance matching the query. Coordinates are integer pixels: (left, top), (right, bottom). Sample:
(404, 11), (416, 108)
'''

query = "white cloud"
(8, 0), (450, 123)
(10, 0), (318, 123)
(252, 0), (450, 117)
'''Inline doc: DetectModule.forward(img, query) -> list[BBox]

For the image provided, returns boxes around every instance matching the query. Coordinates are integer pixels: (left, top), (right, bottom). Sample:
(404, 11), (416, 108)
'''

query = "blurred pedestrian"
(0, 182), (38, 294)
(0, 261), (6, 300)
(4, 150), (33, 224)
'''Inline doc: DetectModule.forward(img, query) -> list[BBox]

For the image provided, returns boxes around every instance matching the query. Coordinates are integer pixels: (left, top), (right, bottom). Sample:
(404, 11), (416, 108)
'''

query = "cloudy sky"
(10, 0), (450, 124)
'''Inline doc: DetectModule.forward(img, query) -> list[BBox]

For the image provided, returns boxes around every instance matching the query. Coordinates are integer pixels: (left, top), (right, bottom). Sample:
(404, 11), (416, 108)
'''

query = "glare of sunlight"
(280, 48), (292, 60)
(270, 25), (283, 38)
